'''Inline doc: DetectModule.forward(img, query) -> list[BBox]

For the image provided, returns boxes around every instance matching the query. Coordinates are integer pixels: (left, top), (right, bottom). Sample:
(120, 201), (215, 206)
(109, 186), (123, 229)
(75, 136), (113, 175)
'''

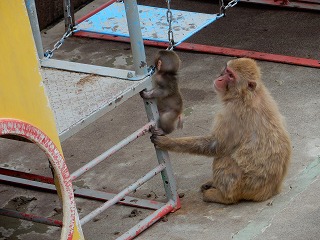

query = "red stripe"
(73, 31), (320, 68)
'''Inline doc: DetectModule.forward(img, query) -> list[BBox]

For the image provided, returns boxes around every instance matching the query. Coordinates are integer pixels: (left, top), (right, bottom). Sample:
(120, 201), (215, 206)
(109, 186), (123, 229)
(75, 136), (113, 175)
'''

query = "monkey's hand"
(150, 134), (172, 150)
(140, 90), (154, 99)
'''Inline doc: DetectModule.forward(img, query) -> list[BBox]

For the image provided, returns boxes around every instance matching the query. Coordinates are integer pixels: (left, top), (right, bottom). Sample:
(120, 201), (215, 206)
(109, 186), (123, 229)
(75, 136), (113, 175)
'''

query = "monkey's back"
(157, 74), (183, 115)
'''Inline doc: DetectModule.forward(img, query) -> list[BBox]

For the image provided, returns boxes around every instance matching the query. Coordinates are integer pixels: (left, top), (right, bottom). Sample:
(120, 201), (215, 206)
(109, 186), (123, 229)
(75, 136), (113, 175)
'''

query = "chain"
(219, 0), (225, 16)
(166, 0), (174, 50)
(225, 0), (239, 9)
(218, 0), (239, 17)
(44, 4), (75, 58)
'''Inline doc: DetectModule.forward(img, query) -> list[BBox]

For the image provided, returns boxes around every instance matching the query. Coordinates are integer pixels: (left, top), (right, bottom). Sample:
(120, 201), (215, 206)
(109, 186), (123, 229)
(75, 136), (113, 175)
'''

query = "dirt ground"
(1, 1), (320, 239)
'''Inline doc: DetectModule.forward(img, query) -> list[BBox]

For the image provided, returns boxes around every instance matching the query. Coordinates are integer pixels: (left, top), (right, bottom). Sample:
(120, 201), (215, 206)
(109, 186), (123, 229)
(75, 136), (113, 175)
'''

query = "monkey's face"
(213, 67), (237, 94)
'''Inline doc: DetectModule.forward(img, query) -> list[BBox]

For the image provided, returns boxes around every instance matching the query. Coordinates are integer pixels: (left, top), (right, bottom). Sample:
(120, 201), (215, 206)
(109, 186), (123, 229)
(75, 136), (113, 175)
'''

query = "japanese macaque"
(140, 50), (183, 135)
(151, 58), (291, 204)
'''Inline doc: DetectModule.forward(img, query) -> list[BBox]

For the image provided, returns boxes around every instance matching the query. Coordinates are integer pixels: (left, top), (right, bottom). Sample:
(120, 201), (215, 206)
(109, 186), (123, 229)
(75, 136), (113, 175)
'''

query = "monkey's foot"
(202, 188), (235, 204)
(201, 180), (214, 192)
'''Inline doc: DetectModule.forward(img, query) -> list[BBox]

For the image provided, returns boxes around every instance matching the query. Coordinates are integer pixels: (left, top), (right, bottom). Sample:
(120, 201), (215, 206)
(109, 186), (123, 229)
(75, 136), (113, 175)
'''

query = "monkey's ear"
(248, 81), (257, 91)
(157, 60), (162, 71)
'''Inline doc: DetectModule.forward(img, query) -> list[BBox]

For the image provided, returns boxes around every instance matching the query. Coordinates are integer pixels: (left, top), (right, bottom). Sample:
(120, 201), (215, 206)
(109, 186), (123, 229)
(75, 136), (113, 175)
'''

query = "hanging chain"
(218, 0), (239, 17)
(44, 4), (75, 58)
(166, 0), (174, 50)
(219, 0), (225, 16)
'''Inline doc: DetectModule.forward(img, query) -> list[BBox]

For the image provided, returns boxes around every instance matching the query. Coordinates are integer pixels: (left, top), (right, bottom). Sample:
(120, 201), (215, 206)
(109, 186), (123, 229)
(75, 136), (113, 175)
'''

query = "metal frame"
(29, 0), (152, 81)
(1, 0), (180, 239)
(0, 169), (165, 210)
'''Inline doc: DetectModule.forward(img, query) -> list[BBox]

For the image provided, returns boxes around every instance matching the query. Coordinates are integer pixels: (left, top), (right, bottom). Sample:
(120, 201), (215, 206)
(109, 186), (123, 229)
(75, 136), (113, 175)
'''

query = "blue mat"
(75, 2), (221, 46)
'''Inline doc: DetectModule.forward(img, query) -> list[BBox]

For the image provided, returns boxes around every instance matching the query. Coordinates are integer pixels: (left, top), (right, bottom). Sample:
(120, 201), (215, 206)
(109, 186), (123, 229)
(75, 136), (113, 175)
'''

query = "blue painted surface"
(75, 2), (220, 46)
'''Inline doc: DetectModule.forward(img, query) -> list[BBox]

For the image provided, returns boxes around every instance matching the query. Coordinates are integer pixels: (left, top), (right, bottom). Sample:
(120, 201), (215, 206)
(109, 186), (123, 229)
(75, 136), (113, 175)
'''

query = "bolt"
(127, 72), (134, 78)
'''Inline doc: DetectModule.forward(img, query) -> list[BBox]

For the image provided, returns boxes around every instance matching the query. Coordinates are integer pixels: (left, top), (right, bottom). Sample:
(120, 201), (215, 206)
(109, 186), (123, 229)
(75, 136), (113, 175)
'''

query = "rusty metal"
(0, 208), (62, 227)
(0, 168), (165, 210)
(119, 200), (175, 240)
(80, 163), (167, 225)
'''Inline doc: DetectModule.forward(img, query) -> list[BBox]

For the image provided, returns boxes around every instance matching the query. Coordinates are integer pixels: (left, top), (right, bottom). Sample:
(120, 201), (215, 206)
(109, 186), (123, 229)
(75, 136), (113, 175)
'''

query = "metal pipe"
(117, 200), (175, 240)
(80, 163), (166, 225)
(0, 208), (62, 227)
(141, 100), (180, 212)
(25, 0), (44, 59)
(70, 121), (155, 180)
(123, 0), (148, 77)
(0, 172), (165, 210)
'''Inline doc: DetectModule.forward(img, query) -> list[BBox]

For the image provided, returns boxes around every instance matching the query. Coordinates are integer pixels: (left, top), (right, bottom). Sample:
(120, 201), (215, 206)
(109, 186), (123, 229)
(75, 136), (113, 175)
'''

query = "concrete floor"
(1, 1), (320, 239)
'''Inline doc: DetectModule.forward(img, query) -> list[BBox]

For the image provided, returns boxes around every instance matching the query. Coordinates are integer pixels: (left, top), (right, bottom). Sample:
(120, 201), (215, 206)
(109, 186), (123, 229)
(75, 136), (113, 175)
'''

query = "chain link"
(44, 3), (75, 58)
(218, 0), (239, 17)
(225, 0), (239, 9)
(166, 0), (174, 50)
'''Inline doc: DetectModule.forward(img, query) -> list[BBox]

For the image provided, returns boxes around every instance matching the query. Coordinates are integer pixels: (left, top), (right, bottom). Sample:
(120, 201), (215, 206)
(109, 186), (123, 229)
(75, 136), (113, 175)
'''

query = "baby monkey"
(140, 50), (183, 135)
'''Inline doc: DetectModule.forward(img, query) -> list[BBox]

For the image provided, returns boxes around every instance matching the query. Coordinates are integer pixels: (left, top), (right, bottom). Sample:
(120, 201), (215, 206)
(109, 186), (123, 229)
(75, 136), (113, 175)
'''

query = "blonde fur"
(152, 58), (291, 204)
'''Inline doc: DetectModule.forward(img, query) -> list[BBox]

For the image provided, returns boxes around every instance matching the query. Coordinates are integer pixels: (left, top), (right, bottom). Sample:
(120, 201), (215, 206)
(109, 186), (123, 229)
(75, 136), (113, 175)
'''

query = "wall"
(35, 0), (92, 30)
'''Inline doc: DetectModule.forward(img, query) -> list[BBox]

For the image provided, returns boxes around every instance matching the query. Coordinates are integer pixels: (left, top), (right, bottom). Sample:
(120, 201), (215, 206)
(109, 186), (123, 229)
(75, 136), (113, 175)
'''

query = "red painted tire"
(0, 119), (75, 240)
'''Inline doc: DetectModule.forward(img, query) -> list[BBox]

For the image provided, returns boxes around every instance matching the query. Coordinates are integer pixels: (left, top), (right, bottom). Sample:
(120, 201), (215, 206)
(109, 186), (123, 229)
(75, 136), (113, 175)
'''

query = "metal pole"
(0, 171), (165, 210)
(0, 208), (62, 227)
(123, 0), (148, 77)
(80, 163), (166, 225)
(70, 121), (155, 180)
(118, 200), (175, 240)
(25, 0), (44, 59)
(142, 97), (181, 211)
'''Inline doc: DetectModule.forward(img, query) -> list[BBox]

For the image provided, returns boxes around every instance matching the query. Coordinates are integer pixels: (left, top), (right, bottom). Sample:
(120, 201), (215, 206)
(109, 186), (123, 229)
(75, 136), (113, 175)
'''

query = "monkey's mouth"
(214, 82), (227, 93)
(213, 82), (219, 90)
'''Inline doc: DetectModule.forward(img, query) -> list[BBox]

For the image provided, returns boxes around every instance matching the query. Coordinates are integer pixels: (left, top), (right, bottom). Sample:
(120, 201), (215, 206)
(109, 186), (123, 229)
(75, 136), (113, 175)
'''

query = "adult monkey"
(151, 58), (291, 204)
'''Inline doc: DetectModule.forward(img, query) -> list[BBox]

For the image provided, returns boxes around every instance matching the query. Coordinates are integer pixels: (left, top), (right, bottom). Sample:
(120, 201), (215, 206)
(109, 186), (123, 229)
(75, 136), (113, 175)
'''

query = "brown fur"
(141, 50), (183, 135)
(152, 58), (291, 204)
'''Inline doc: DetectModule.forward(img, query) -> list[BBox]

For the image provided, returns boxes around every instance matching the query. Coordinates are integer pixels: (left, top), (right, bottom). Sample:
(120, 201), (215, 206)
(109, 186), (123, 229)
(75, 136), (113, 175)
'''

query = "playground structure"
(0, 0), (190, 239)
(1, 0), (319, 239)
(0, 1), (83, 239)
